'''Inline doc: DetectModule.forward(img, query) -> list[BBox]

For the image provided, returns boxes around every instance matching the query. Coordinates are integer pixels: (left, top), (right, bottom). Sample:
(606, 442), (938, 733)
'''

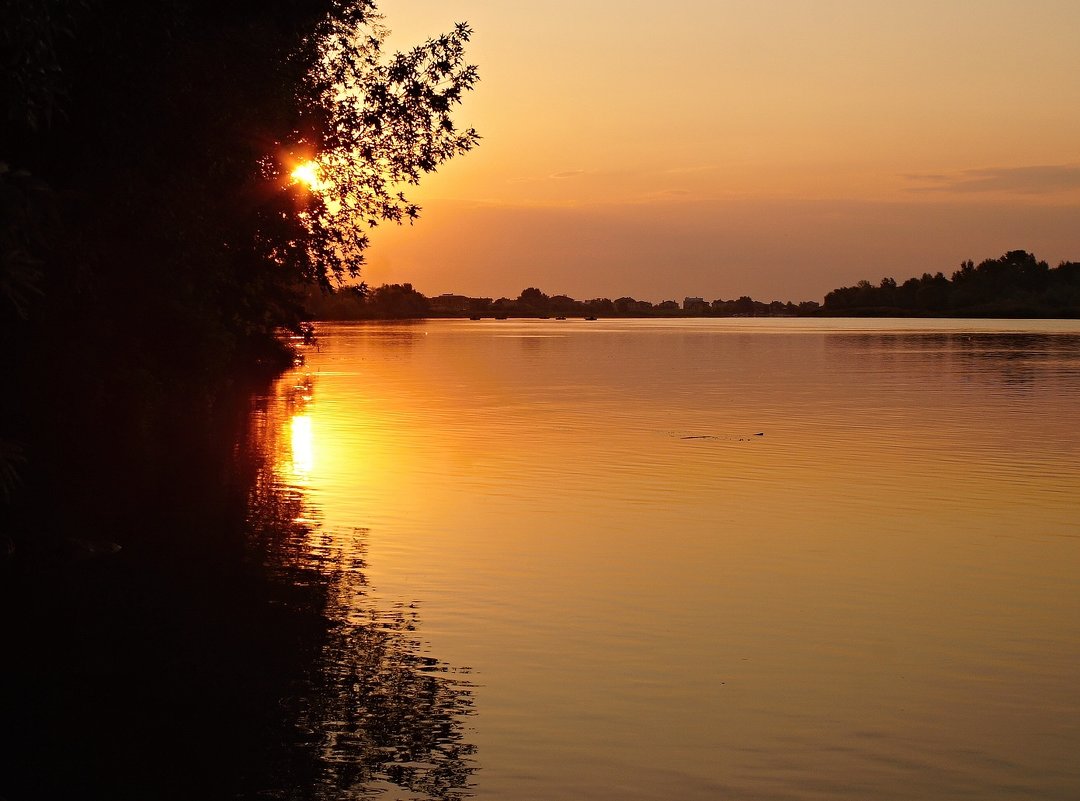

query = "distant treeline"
(305, 284), (823, 319)
(309, 250), (1080, 321)
(823, 250), (1080, 317)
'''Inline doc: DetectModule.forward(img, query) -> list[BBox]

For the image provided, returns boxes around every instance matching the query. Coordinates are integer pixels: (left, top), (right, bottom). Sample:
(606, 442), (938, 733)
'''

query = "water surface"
(261, 318), (1080, 800)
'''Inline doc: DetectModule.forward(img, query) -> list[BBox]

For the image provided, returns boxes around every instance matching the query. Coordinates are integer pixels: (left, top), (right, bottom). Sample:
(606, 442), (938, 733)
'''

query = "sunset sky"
(364, 0), (1080, 302)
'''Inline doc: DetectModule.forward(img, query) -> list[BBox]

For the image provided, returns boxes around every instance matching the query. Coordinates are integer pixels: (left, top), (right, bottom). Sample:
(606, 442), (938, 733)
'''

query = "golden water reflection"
(269, 318), (1080, 801)
(248, 361), (478, 800)
(289, 415), (314, 480)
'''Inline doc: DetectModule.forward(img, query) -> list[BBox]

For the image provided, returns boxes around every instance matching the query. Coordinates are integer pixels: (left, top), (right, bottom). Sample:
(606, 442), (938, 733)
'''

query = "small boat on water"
(585, 316), (597, 321)
(469, 315), (482, 320)
(555, 316), (566, 320)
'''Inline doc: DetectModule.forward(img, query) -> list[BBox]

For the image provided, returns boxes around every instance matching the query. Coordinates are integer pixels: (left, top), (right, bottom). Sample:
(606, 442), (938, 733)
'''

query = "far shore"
(307, 309), (1080, 322)
(304, 252), (1080, 322)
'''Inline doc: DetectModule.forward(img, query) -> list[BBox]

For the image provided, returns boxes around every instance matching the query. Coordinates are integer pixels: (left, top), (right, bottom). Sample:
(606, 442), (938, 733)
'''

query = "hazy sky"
(363, 0), (1080, 302)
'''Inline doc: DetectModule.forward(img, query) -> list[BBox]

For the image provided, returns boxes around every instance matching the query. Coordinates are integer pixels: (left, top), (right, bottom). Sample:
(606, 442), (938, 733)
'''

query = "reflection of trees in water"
(338, 321), (429, 353)
(826, 331), (1080, 358)
(301, 568), (477, 799)
(243, 379), (477, 800)
(824, 332), (1080, 391)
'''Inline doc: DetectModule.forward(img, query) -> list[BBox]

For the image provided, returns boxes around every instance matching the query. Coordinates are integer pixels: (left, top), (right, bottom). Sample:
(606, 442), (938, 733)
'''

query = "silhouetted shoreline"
(2, 0), (1077, 793)
(304, 251), (1080, 321)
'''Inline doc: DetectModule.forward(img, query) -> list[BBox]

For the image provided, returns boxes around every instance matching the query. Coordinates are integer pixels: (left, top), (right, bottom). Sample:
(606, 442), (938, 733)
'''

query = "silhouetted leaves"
(0, 1), (478, 520)
(824, 251), (1080, 316)
(294, 9), (480, 286)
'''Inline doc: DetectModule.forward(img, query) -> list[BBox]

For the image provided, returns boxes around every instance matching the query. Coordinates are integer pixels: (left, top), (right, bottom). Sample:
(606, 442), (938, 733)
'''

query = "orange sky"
(363, 0), (1080, 302)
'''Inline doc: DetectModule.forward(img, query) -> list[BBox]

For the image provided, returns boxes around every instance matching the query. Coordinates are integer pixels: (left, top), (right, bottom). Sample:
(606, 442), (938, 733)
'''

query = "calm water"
(257, 318), (1080, 800)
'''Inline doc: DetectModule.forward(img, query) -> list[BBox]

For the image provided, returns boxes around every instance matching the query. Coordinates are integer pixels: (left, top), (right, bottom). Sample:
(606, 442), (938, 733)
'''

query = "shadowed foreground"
(1, 376), (475, 800)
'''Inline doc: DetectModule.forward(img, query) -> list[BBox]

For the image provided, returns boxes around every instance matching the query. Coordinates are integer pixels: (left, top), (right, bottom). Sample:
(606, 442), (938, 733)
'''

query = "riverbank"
(1, 334), (475, 800)
(0, 340), (326, 799)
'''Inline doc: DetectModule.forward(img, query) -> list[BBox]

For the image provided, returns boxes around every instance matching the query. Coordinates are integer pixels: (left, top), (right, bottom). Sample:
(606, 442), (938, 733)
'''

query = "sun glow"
(290, 160), (324, 191)
(290, 414), (314, 479)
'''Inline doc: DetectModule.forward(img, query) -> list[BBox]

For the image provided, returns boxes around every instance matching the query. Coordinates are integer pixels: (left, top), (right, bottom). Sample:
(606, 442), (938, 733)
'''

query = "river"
(251, 317), (1080, 800)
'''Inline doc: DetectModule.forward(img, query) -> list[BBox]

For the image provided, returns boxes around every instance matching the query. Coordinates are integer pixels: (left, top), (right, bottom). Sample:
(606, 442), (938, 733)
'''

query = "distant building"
(613, 297), (654, 315)
(428, 293), (472, 315)
(683, 296), (707, 313)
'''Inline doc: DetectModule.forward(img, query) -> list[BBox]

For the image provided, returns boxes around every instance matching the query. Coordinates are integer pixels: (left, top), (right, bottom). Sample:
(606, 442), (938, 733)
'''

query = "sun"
(290, 160), (322, 190)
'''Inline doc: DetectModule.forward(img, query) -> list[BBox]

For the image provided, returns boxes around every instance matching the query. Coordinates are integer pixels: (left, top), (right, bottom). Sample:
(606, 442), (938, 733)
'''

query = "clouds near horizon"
(365, 196), (1080, 303)
(371, 0), (1080, 299)
(907, 165), (1080, 195)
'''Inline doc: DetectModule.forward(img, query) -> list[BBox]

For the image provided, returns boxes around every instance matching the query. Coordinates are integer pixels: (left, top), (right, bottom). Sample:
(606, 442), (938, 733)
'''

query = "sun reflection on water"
(244, 343), (479, 800)
(290, 414), (314, 481)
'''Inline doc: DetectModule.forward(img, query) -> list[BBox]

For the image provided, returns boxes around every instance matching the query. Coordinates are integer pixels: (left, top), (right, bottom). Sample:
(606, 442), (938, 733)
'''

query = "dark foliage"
(2, 6), (479, 796)
(0, 0), (477, 535)
(824, 251), (1080, 316)
(302, 284), (822, 319)
(1, 376), (477, 799)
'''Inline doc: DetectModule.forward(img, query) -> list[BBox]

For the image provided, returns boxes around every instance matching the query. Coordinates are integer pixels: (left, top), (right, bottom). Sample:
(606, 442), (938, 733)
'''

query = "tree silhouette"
(517, 287), (550, 312)
(0, 1), (479, 520)
(2, 9), (482, 798)
(366, 282), (432, 318)
(824, 251), (1079, 316)
(293, 7), (479, 287)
